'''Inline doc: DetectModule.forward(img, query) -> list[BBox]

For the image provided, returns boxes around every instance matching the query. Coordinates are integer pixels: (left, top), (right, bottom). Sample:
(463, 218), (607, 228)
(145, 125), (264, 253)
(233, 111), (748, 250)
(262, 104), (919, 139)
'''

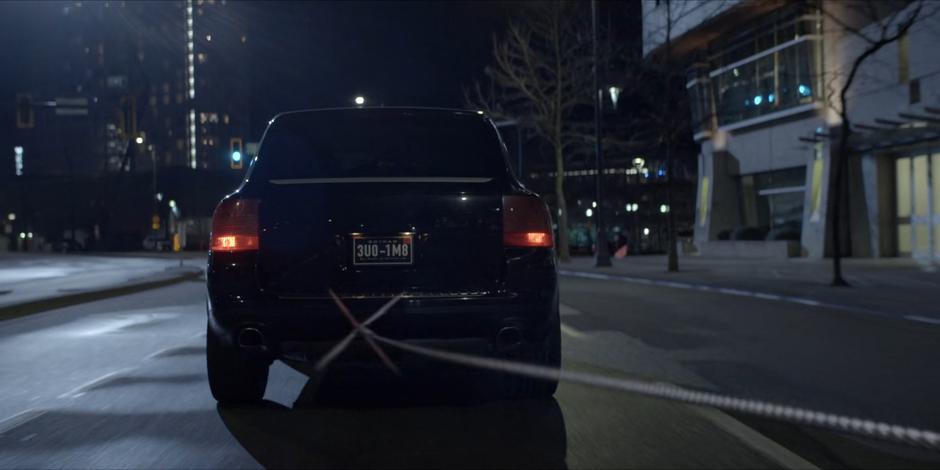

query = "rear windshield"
(252, 110), (508, 180)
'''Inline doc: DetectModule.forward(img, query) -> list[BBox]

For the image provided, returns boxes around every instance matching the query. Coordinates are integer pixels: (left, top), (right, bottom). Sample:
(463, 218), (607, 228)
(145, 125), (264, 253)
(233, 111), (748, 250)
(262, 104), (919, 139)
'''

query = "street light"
(354, 96), (366, 106)
(6, 213), (14, 221)
(135, 136), (144, 144)
(608, 86), (621, 109)
(591, 0), (611, 267)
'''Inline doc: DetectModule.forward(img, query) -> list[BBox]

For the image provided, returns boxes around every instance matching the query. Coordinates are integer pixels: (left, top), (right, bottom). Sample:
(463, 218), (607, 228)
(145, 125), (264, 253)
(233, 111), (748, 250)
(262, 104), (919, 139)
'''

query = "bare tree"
(635, 0), (698, 272)
(465, 2), (594, 263)
(821, 0), (935, 286)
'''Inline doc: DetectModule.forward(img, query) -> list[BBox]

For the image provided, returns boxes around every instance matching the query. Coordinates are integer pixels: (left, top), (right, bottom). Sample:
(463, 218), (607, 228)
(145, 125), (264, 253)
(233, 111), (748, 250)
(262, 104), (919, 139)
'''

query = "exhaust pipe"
(237, 327), (269, 354)
(496, 326), (523, 353)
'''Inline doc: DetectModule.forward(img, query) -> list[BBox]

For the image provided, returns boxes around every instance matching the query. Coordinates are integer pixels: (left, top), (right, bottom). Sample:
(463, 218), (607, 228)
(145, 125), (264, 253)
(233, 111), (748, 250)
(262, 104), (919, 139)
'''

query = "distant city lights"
(354, 96), (366, 106)
(659, 204), (670, 213)
(14, 146), (23, 176)
(585, 208), (593, 218)
(7, 213), (15, 221)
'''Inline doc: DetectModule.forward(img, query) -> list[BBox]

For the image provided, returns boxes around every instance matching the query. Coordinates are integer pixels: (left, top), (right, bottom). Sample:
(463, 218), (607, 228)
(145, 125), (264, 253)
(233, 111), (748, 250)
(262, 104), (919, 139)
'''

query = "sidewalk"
(0, 253), (205, 312)
(559, 255), (940, 323)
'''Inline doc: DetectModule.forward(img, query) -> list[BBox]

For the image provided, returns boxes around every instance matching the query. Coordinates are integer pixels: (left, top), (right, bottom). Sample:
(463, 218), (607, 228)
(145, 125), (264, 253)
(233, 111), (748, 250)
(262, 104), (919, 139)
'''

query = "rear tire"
(503, 311), (561, 399)
(206, 326), (269, 404)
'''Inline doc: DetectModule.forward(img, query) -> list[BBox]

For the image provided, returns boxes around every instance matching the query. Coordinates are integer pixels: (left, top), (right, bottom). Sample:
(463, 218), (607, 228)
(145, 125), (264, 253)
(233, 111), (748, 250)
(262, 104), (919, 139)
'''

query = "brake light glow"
(503, 195), (554, 248)
(210, 198), (259, 252)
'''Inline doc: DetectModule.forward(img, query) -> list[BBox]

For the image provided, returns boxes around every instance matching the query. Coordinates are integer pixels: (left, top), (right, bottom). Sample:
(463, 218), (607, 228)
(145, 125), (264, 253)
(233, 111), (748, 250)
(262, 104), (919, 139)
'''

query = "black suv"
(206, 108), (560, 403)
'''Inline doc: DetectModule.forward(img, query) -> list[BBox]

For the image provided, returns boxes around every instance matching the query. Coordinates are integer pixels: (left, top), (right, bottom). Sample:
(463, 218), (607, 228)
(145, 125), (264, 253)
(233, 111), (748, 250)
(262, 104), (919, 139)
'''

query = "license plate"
(352, 235), (414, 265)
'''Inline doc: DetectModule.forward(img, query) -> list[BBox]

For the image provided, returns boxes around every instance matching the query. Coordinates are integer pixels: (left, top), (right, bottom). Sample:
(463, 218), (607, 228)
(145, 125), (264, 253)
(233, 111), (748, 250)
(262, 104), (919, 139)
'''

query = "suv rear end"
(206, 108), (559, 403)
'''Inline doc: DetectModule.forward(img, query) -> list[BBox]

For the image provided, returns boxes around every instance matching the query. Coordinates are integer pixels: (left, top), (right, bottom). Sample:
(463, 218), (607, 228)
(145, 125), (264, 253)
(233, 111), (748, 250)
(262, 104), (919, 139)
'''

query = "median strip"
(0, 269), (203, 323)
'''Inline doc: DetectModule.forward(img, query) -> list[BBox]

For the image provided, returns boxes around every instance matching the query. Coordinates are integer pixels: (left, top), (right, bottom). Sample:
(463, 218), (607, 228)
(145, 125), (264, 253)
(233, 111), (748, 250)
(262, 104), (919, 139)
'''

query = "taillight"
(503, 195), (554, 248)
(210, 198), (259, 252)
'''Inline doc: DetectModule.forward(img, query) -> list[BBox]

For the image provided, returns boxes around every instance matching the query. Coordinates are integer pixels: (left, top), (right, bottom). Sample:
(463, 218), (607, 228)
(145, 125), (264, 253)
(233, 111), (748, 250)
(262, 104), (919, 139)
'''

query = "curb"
(0, 270), (203, 323)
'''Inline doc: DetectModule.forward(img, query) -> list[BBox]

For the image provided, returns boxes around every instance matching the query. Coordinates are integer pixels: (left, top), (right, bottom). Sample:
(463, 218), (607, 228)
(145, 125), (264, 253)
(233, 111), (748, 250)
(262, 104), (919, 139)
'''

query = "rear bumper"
(207, 291), (557, 361)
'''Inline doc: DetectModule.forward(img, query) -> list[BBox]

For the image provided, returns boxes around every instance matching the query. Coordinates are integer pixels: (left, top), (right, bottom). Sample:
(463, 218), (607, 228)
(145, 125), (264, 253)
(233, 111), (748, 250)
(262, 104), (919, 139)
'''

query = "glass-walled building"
(644, 0), (940, 261)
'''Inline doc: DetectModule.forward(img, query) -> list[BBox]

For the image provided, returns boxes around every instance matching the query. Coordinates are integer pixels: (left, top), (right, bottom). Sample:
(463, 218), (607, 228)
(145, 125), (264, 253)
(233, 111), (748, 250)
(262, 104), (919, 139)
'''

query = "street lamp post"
(592, 0), (611, 267)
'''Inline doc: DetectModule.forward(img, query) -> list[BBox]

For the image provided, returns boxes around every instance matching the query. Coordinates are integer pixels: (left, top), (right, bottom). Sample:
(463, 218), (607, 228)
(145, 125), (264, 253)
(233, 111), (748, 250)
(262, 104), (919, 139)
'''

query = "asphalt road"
(0, 274), (937, 468)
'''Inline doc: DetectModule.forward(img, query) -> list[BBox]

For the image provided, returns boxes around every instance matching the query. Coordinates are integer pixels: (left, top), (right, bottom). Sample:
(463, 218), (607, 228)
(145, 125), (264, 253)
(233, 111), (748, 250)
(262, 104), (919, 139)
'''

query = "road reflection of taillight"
(210, 198), (259, 252)
(503, 195), (554, 248)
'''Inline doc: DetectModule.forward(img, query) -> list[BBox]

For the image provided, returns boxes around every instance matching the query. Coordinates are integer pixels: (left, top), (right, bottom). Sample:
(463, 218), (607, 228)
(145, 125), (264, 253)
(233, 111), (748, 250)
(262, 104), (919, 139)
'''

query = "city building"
(1, 0), (250, 250)
(644, 0), (940, 260)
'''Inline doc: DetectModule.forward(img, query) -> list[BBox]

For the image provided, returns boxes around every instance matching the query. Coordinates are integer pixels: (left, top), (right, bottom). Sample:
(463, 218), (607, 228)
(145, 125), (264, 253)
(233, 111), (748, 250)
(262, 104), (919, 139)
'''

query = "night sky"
(0, 1), (525, 140)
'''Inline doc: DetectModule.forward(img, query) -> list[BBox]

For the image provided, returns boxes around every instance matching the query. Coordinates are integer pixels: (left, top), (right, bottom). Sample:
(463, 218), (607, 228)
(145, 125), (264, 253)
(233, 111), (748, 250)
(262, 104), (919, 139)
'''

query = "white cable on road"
(370, 333), (940, 451)
(318, 292), (939, 451)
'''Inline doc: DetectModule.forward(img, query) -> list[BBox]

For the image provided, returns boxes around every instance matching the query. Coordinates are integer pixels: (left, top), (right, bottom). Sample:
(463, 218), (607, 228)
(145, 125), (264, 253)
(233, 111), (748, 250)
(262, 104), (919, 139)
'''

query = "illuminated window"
(707, 5), (821, 126)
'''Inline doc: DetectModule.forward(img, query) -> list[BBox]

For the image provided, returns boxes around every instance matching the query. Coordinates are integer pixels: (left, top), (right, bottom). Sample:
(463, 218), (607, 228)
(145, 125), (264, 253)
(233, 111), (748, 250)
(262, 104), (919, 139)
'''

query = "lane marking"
(559, 303), (583, 316)
(57, 368), (135, 399)
(691, 406), (820, 470)
(144, 344), (197, 360)
(0, 409), (47, 436)
(905, 315), (940, 325)
(559, 269), (933, 325)
(560, 322), (588, 339)
(270, 176), (493, 185)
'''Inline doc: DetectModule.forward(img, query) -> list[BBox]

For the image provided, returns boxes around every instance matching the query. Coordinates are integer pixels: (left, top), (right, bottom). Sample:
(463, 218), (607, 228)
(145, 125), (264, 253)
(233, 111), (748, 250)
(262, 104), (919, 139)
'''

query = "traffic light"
(16, 94), (34, 129)
(230, 137), (244, 170)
